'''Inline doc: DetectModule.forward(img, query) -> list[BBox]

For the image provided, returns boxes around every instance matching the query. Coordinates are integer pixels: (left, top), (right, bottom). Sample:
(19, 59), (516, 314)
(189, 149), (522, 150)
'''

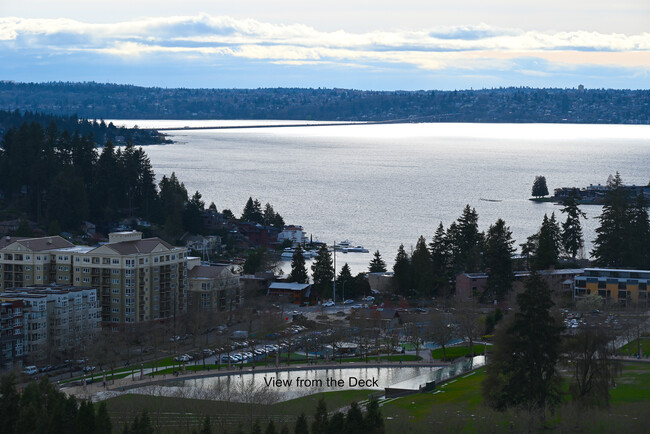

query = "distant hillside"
(0, 81), (649, 124)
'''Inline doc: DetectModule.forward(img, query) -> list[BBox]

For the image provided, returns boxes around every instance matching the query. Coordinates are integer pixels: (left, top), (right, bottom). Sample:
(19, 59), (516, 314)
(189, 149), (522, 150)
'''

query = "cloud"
(0, 14), (648, 88)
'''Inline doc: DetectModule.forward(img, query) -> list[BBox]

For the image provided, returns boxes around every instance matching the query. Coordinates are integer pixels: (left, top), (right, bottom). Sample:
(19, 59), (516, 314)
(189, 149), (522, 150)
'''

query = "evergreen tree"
(532, 175), (549, 197)
(626, 193), (650, 269)
(534, 213), (561, 270)
(326, 413), (344, 434)
(242, 197), (256, 221)
(392, 244), (411, 295)
(294, 413), (309, 434)
(158, 172), (188, 237)
(131, 409), (154, 434)
(265, 419), (277, 434)
(450, 205), (484, 272)
(483, 273), (563, 412)
(0, 374), (19, 434)
(337, 263), (353, 300)
(312, 244), (334, 299)
(560, 189), (587, 260)
(311, 397), (328, 434)
(429, 222), (451, 296)
(591, 173), (629, 267)
(289, 244), (309, 284)
(364, 397), (384, 434)
(183, 190), (205, 234)
(410, 235), (433, 295)
(77, 400), (96, 434)
(484, 218), (515, 301)
(343, 402), (364, 434)
(263, 203), (276, 226)
(95, 402), (113, 434)
(368, 250), (387, 273)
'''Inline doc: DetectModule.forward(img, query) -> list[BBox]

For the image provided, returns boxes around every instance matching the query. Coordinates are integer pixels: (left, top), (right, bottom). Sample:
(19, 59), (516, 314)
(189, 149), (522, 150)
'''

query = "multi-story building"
(187, 262), (241, 312)
(0, 231), (188, 328)
(0, 235), (77, 289)
(72, 231), (187, 327)
(277, 225), (308, 246)
(1, 286), (101, 364)
(0, 299), (24, 369)
(574, 268), (649, 306)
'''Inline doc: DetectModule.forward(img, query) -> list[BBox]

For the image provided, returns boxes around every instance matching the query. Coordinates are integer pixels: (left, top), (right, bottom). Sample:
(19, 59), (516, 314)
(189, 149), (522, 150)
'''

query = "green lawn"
(430, 344), (489, 361)
(617, 337), (650, 357)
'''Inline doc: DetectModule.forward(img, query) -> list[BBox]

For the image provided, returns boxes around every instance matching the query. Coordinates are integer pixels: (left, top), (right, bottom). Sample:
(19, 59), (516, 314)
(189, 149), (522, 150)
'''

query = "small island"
(530, 175), (650, 205)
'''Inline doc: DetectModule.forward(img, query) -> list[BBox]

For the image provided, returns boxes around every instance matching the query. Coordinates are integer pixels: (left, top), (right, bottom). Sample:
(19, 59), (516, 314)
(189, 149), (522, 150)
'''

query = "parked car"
(322, 300), (335, 307)
(343, 299), (355, 304)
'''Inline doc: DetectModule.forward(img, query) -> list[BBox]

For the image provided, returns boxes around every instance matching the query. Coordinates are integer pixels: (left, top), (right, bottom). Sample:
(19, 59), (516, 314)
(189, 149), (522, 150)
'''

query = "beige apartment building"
(187, 262), (241, 312)
(0, 232), (188, 328)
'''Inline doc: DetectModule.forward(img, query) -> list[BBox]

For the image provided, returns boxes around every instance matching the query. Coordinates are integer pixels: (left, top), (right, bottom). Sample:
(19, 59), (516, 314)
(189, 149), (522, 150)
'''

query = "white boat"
(343, 246), (369, 253)
(281, 248), (315, 259)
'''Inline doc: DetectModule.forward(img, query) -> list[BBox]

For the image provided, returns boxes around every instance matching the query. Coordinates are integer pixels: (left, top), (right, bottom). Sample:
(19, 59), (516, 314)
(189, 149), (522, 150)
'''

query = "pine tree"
(534, 213), (561, 270)
(392, 244), (411, 295)
(483, 273), (563, 412)
(311, 397), (329, 434)
(364, 396), (384, 434)
(289, 244), (308, 284)
(484, 218), (515, 301)
(626, 193), (650, 269)
(337, 263), (353, 300)
(560, 189), (587, 260)
(451, 205), (483, 272)
(265, 419), (277, 434)
(312, 244), (334, 298)
(326, 413), (344, 434)
(368, 250), (387, 273)
(591, 173), (629, 267)
(242, 197), (255, 221)
(343, 402), (364, 434)
(77, 400), (96, 433)
(95, 402), (113, 434)
(411, 235), (433, 295)
(294, 413), (309, 434)
(0, 374), (19, 434)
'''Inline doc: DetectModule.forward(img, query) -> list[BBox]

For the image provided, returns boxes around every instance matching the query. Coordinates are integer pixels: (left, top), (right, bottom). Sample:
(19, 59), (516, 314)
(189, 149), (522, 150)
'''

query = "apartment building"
(574, 268), (649, 306)
(72, 231), (187, 327)
(0, 231), (188, 328)
(187, 263), (241, 312)
(0, 286), (101, 364)
(0, 299), (24, 369)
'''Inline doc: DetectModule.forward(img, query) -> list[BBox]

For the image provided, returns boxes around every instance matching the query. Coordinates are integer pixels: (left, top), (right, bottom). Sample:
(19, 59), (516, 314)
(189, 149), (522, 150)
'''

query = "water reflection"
(130, 356), (485, 402)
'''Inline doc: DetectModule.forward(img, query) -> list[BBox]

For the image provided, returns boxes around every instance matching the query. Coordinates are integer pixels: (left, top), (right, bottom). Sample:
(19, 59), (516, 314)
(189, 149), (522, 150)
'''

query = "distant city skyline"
(1, 1), (648, 90)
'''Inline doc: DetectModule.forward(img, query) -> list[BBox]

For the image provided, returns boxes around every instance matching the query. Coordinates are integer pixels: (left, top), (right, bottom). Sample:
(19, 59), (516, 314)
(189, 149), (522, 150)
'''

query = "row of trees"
(287, 244), (370, 300)
(385, 177), (648, 300)
(241, 197), (285, 229)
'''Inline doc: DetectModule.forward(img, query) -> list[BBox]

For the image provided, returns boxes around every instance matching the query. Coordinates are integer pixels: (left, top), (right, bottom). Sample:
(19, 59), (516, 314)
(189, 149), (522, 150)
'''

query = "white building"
(277, 225), (308, 246)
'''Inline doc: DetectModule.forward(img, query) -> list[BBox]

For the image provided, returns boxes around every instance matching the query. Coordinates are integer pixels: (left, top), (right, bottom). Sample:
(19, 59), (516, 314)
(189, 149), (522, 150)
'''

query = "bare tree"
(403, 321), (424, 357)
(429, 312), (457, 361)
(563, 322), (621, 408)
(455, 298), (483, 356)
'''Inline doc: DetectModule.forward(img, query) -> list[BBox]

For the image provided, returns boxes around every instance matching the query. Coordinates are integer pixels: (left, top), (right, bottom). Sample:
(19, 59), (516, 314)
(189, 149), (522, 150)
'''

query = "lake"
(111, 120), (650, 274)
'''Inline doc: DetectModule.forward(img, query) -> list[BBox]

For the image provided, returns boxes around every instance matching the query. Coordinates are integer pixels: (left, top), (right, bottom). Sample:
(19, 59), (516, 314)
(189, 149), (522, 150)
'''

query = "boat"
(342, 246), (369, 253)
(480, 198), (502, 202)
(281, 248), (315, 259)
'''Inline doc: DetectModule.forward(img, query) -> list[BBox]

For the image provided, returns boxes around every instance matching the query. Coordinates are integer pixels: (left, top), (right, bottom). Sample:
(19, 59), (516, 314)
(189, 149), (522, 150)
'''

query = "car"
(322, 301), (335, 307)
(351, 304), (363, 309)
(343, 299), (354, 304)
(202, 349), (214, 356)
(22, 366), (38, 375)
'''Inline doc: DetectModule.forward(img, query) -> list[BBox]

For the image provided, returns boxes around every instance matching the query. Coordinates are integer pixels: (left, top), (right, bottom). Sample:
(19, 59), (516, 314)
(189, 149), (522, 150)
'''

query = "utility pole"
(333, 241), (336, 303)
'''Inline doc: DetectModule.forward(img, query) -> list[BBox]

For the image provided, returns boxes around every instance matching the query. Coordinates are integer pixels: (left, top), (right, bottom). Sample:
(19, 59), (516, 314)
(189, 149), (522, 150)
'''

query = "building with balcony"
(1, 231), (188, 329)
(574, 268), (649, 307)
(1, 285), (100, 365)
(187, 263), (241, 312)
(0, 299), (24, 369)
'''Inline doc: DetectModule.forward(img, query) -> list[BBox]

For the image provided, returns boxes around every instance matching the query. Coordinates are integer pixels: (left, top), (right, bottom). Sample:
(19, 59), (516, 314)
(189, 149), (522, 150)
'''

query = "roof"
(93, 237), (176, 255)
(0, 236), (74, 252)
(188, 265), (230, 279)
(269, 282), (311, 291)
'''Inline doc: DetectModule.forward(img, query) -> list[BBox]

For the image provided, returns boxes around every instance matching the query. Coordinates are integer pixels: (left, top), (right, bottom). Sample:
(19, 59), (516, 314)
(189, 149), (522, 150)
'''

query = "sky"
(1, 1), (649, 90)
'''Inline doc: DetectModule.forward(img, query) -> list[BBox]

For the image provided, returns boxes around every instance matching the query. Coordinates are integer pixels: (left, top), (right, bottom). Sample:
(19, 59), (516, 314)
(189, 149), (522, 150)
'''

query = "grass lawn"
(430, 344), (489, 361)
(610, 362), (650, 403)
(617, 337), (650, 357)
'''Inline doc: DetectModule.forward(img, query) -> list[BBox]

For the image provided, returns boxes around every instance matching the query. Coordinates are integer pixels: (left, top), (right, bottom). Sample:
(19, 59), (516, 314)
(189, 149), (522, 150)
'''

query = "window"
(112, 269), (120, 274)
(37, 276), (42, 281)
(83, 277), (89, 283)
(25, 266), (31, 271)
(112, 308), (120, 313)
(112, 288), (120, 294)
(75, 257), (80, 263)
(74, 267), (79, 272)
(25, 275), (31, 280)
(598, 281), (606, 289)
(112, 279), (119, 284)
(83, 268), (90, 273)
(640, 282), (647, 290)
(618, 282), (627, 290)
(83, 257), (90, 263)
(112, 298), (120, 303)
(36, 256), (41, 261)
(112, 317), (119, 323)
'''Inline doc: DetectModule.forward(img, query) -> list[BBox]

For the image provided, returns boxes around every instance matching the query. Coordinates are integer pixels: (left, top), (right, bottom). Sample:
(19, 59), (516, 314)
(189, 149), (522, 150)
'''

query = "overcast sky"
(1, 1), (648, 90)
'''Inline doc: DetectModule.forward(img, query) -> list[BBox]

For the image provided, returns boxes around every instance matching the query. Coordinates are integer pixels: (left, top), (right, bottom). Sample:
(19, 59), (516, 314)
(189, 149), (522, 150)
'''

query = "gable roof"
(0, 236), (74, 252)
(88, 237), (177, 255)
(188, 265), (231, 279)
